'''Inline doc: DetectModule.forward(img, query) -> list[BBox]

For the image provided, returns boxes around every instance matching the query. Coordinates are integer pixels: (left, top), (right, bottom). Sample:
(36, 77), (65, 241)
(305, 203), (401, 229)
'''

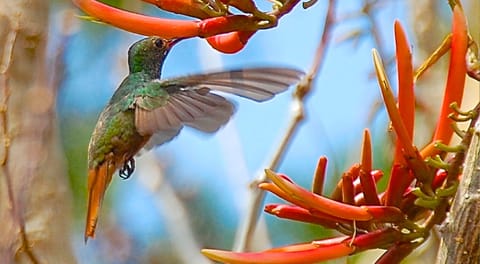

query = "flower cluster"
(72, 0), (306, 53)
(202, 5), (475, 264)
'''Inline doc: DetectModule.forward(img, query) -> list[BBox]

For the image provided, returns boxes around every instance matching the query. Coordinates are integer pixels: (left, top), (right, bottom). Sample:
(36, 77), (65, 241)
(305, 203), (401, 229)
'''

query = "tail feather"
(85, 161), (114, 242)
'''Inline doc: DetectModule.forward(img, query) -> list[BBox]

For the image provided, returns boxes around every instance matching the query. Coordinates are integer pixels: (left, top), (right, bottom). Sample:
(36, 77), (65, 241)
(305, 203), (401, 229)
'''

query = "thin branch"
(233, 0), (337, 251)
(0, 20), (15, 165)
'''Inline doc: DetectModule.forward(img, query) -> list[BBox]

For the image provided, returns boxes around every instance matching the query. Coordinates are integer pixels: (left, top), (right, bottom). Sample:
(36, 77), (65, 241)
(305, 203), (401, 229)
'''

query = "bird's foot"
(119, 158), (135, 180)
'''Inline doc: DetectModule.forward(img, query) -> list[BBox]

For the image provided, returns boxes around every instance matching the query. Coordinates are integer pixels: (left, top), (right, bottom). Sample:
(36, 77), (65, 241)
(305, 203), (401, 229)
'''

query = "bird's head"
(128, 37), (181, 76)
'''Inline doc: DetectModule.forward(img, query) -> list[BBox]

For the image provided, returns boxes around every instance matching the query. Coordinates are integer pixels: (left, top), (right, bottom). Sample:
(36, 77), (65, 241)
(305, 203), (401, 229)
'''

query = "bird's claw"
(119, 158), (135, 179)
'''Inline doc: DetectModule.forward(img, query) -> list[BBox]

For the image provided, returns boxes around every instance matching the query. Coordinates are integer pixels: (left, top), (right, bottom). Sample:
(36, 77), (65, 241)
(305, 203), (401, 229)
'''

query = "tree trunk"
(0, 1), (75, 263)
(436, 117), (480, 263)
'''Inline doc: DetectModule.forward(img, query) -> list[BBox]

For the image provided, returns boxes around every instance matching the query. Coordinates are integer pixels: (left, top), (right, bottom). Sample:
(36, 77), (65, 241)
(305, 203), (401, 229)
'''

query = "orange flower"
(72, 0), (302, 53)
(202, 6), (471, 263)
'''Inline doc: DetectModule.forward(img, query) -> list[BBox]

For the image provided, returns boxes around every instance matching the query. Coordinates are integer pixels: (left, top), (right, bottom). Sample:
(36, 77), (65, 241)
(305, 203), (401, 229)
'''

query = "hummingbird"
(85, 36), (304, 241)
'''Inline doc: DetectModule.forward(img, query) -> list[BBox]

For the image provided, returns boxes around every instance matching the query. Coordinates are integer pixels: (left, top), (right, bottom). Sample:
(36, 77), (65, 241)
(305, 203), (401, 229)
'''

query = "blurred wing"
(163, 67), (304, 102)
(135, 89), (234, 147)
(134, 67), (303, 148)
(141, 127), (182, 150)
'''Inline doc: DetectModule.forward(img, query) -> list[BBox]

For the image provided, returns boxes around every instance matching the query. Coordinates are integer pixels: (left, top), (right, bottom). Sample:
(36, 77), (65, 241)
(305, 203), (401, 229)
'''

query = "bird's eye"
(154, 38), (165, 49)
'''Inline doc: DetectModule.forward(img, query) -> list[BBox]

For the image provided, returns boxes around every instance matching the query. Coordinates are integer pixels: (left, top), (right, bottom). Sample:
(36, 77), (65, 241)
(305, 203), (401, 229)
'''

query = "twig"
(233, 0), (337, 251)
(0, 21), (15, 165)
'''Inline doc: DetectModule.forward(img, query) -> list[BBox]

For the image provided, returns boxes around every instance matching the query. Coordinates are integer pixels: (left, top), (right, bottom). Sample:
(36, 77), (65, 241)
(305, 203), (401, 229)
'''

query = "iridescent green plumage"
(85, 36), (304, 241)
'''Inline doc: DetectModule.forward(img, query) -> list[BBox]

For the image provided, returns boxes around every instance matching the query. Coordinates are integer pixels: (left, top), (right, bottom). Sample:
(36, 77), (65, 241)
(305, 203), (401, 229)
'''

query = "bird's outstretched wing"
(135, 90), (234, 148)
(134, 67), (304, 147)
(163, 67), (304, 102)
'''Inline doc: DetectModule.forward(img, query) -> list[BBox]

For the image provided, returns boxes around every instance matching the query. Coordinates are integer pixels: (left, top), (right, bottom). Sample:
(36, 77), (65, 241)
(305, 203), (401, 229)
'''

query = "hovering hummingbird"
(85, 36), (304, 241)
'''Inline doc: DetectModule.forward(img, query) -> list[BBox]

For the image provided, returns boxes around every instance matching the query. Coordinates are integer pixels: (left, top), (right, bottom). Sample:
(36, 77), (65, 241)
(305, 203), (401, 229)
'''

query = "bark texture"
(437, 120), (480, 264)
(0, 1), (75, 263)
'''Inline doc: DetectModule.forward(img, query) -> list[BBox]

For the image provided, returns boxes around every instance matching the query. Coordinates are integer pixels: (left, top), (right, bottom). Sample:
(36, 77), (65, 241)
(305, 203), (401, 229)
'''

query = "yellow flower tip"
(264, 168), (277, 179)
(371, 48), (380, 62)
(201, 249), (236, 263)
(258, 182), (270, 189)
(265, 169), (294, 192)
(373, 47), (417, 159)
(372, 49), (389, 88)
(361, 129), (372, 173)
(201, 248), (218, 256)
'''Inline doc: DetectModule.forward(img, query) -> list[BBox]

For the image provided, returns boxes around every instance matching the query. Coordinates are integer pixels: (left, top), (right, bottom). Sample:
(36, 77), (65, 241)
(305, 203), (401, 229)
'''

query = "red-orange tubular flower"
(72, 0), (303, 53)
(202, 5), (472, 264)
